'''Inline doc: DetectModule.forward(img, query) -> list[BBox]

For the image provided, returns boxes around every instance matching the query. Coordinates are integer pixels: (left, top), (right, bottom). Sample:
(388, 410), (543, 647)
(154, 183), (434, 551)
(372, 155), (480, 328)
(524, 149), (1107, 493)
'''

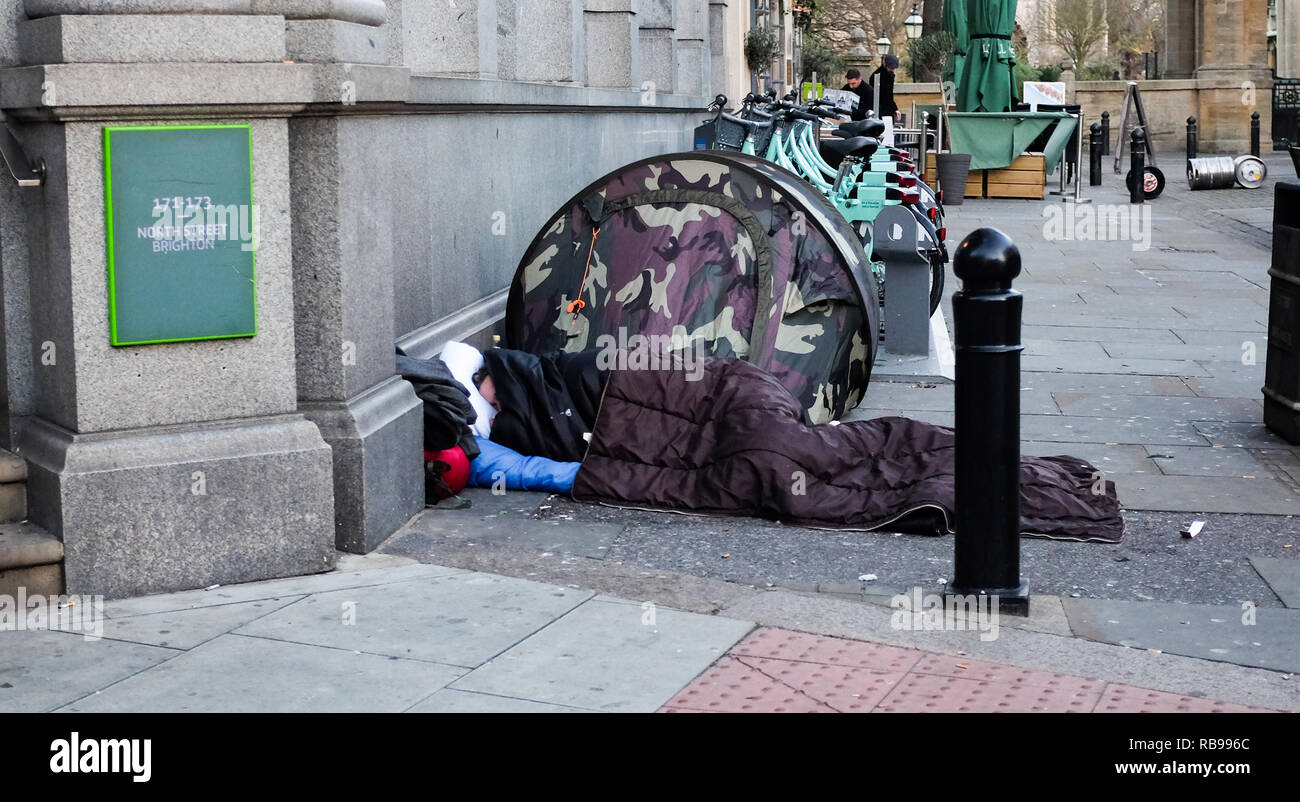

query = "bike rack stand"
(874, 204), (933, 357)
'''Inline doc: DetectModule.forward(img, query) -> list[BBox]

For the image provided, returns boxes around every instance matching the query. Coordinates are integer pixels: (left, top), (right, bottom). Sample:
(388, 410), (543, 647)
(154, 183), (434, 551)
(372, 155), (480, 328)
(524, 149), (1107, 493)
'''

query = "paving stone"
(104, 564), (465, 618)
(1062, 598), (1300, 674)
(388, 512), (622, 559)
(234, 572), (592, 667)
(1191, 420), (1292, 449)
(1022, 441), (1159, 475)
(1249, 557), (1300, 609)
(1019, 414), (1210, 446)
(1102, 341), (1253, 362)
(100, 597), (303, 650)
(1094, 683), (1276, 713)
(1021, 372), (1195, 396)
(1114, 475), (1300, 514)
(1173, 328), (1268, 345)
(1023, 325), (1183, 344)
(1022, 339), (1110, 358)
(875, 672), (1102, 713)
(729, 627), (922, 672)
(451, 599), (753, 711)
(406, 689), (593, 713)
(1143, 445), (1273, 477)
(59, 634), (464, 713)
(0, 630), (176, 713)
(731, 655), (905, 712)
(1051, 393), (1262, 421)
(658, 655), (836, 712)
(1022, 354), (1210, 376)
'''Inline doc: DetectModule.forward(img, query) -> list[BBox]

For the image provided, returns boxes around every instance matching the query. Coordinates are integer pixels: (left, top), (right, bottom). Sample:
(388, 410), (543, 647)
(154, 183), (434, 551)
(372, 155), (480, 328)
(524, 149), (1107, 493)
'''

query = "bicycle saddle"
(821, 136), (879, 160)
(835, 119), (886, 138)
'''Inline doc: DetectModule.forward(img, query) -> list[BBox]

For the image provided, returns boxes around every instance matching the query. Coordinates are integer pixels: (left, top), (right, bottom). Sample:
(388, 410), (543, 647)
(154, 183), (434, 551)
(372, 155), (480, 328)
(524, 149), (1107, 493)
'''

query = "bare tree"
(1051, 0), (1109, 69)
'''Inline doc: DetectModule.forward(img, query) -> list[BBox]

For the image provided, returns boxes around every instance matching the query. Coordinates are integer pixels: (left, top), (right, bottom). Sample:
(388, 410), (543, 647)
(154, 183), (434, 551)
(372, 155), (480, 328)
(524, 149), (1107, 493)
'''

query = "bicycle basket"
(713, 116), (747, 151)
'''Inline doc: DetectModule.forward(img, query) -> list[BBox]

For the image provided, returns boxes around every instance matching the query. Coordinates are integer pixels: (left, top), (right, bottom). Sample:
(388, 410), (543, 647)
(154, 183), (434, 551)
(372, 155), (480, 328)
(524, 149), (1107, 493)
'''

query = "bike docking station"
(948, 228), (1030, 616)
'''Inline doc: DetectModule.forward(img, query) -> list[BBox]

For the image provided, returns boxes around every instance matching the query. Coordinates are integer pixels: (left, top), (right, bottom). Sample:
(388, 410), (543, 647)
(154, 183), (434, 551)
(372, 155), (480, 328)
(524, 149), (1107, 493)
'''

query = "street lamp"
(904, 4), (923, 40)
(876, 36), (891, 56)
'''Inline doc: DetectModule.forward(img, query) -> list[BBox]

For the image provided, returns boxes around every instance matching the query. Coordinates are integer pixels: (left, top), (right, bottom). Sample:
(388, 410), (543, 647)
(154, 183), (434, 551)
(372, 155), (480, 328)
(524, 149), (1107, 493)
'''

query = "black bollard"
(1130, 126), (1146, 204)
(1089, 122), (1103, 186)
(1186, 116), (1198, 161)
(1101, 111), (1110, 155)
(950, 228), (1028, 616)
(1251, 111), (1261, 157)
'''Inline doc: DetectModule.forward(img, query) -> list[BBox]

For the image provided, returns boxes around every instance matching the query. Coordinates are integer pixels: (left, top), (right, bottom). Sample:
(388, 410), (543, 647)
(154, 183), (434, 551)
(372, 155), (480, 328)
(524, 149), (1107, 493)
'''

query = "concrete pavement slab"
(99, 596), (303, 650)
(1102, 341), (1253, 362)
(406, 688), (593, 713)
(0, 630), (177, 713)
(234, 572), (592, 667)
(1191, 420), (1294, 449)
(103, 563), (465, 618)
(1051, 393), (1262, 421)
(59, 634), (465, 713)
(1019, 414), (1210, 446)
(1144, 445), (1274, 477)
(449, 598), (753, 711)
(1115, 474), (1300, 514)
(1021, 441), (1160, 474)
(394, 511), (621, 559)
(1021, 372), (1195, 396)
(1062, 598), (1300, 674)
(1023, 324), (1184, 344)
(1022, 354), (1210, 376)
(1249, 557), (1300, 609)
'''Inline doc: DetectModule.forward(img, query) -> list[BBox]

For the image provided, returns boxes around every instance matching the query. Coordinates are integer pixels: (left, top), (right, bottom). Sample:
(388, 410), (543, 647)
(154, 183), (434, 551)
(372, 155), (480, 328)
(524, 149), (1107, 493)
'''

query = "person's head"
(846, 68), (861, 89)
(883, 54), (899, 72)
(473, 367), (501, 411)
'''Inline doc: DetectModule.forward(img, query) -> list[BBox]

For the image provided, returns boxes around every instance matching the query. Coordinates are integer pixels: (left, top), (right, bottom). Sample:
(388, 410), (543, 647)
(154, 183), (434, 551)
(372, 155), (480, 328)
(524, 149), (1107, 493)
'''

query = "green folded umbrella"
(957, 0), (1018, 113)
(940, 0), (968, 98)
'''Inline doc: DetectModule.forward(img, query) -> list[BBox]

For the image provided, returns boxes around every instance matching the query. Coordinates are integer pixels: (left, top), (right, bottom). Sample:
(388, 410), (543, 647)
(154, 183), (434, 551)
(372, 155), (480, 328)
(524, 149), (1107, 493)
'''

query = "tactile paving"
(734, 656), (906, 712)
(1094, 684), (1277, 713)
(660, 656), (836, 713)
(911, 653), (1106, 693)
(874, 673), (1103, 713)
(730, 627), (923, 672)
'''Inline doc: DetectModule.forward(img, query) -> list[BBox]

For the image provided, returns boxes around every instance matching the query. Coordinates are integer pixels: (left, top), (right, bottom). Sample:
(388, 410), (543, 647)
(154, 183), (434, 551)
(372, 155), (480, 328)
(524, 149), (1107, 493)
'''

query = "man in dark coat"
(870, 54), (900, 122)
(840, 68), (873, 121)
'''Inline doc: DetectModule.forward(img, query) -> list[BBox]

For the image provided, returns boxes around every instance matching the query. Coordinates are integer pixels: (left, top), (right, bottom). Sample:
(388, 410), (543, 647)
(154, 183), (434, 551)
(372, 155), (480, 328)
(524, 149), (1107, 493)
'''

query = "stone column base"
(18, 414), (336, 599)
(300, 375), (423, 555)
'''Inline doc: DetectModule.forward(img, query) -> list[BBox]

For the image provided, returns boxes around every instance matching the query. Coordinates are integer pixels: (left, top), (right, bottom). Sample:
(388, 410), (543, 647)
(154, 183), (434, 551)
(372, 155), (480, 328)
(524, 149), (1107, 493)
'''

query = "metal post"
(1101, 111), (1110, 155)
(1186, 116), (1198, 161)
(1252, 111), (1261, 157)
(949, 228), (1028, 616)
(920, 110), (929, 180)
(1130, 126), (1146, 204)
(1090, 122), (1103, 186)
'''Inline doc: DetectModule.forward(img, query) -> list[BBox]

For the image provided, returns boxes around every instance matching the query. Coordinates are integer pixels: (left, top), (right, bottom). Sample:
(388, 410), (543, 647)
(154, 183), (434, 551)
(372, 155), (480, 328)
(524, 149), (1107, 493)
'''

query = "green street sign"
(103, 124), (257, 346)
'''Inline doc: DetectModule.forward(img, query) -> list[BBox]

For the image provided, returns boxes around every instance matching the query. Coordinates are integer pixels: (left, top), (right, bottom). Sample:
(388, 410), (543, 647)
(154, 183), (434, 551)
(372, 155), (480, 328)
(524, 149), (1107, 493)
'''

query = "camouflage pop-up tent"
(505, 151), (878, 423)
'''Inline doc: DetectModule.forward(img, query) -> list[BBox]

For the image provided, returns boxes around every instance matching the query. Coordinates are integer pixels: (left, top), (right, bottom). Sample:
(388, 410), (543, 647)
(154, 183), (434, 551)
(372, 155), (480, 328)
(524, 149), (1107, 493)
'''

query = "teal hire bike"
(700, 93), (946, 317)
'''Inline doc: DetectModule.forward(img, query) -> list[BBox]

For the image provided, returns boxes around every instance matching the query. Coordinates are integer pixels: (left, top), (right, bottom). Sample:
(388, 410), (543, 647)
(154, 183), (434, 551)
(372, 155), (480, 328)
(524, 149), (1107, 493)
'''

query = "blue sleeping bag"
(467, 436), (581, 494)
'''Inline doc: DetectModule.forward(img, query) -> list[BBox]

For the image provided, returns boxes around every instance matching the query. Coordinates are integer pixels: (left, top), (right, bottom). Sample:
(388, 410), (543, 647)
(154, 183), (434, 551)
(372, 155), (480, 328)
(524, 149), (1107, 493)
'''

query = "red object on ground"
(425, 446), (469, 497)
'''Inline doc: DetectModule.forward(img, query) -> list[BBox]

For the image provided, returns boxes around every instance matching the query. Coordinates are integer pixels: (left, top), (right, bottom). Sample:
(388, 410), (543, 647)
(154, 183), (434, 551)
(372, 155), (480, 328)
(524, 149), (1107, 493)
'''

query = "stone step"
(0, 521), (64, 598)
(0, 448), (27, 524)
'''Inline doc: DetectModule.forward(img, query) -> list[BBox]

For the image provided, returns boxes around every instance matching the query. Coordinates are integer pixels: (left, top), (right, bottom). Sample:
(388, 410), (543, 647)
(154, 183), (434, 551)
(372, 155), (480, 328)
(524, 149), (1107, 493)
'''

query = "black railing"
(1273, 78), (1300, 149)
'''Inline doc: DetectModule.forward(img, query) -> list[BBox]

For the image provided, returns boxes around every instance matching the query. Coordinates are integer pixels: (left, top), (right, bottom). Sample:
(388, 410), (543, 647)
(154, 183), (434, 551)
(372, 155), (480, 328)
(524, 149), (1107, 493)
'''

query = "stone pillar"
(1279, 0), (1300, 79)
(498, 0), (585, 82)
(1163, 0), (1197, 78)
(639, 0), (676, 94)
(1195, 0), (1273, 152)
(11, 111), (336, 599)
(289, 117), (424, 555)
(401, 0), (498, 76)
(584, 0), (641, 89)
(707, 0), (729, 98)
(675, 0), (709, 96)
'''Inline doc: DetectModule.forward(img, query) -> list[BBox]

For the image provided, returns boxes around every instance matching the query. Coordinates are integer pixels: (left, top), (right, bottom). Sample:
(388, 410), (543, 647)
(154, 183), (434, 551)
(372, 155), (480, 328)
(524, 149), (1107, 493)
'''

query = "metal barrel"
(1234, 154), (1268, 188)
(1187, 155), (1238, 190)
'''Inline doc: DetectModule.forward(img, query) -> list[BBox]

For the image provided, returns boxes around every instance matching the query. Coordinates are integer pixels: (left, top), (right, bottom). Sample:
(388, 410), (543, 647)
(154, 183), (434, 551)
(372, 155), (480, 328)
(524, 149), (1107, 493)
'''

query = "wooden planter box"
(925, 153), (1046, 200)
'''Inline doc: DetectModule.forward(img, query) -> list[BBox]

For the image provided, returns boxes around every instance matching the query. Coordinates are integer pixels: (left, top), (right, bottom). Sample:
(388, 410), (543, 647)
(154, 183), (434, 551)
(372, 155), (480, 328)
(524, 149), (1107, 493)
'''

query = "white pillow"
(440, 341), (496, 438)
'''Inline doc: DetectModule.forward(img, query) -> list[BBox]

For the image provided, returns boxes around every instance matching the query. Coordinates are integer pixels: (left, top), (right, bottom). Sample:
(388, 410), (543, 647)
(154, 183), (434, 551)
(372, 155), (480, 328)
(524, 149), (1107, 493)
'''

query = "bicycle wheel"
(928, 249), (945, 317)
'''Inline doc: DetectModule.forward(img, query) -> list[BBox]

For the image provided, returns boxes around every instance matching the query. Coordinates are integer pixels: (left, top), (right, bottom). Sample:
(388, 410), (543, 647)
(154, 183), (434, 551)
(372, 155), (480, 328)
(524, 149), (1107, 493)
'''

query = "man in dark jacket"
(840, 68), (873, 121)
(870, 54), (900, 122)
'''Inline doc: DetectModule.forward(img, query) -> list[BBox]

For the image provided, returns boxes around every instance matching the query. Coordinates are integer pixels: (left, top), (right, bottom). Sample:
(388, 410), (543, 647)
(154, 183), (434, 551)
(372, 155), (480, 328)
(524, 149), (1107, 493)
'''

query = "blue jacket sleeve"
(467, 436), (581, 494)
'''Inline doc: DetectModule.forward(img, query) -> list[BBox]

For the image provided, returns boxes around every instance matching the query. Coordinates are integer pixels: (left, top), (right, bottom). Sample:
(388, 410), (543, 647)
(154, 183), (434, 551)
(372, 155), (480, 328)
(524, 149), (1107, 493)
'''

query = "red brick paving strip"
(659, 627), (1280, 713)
